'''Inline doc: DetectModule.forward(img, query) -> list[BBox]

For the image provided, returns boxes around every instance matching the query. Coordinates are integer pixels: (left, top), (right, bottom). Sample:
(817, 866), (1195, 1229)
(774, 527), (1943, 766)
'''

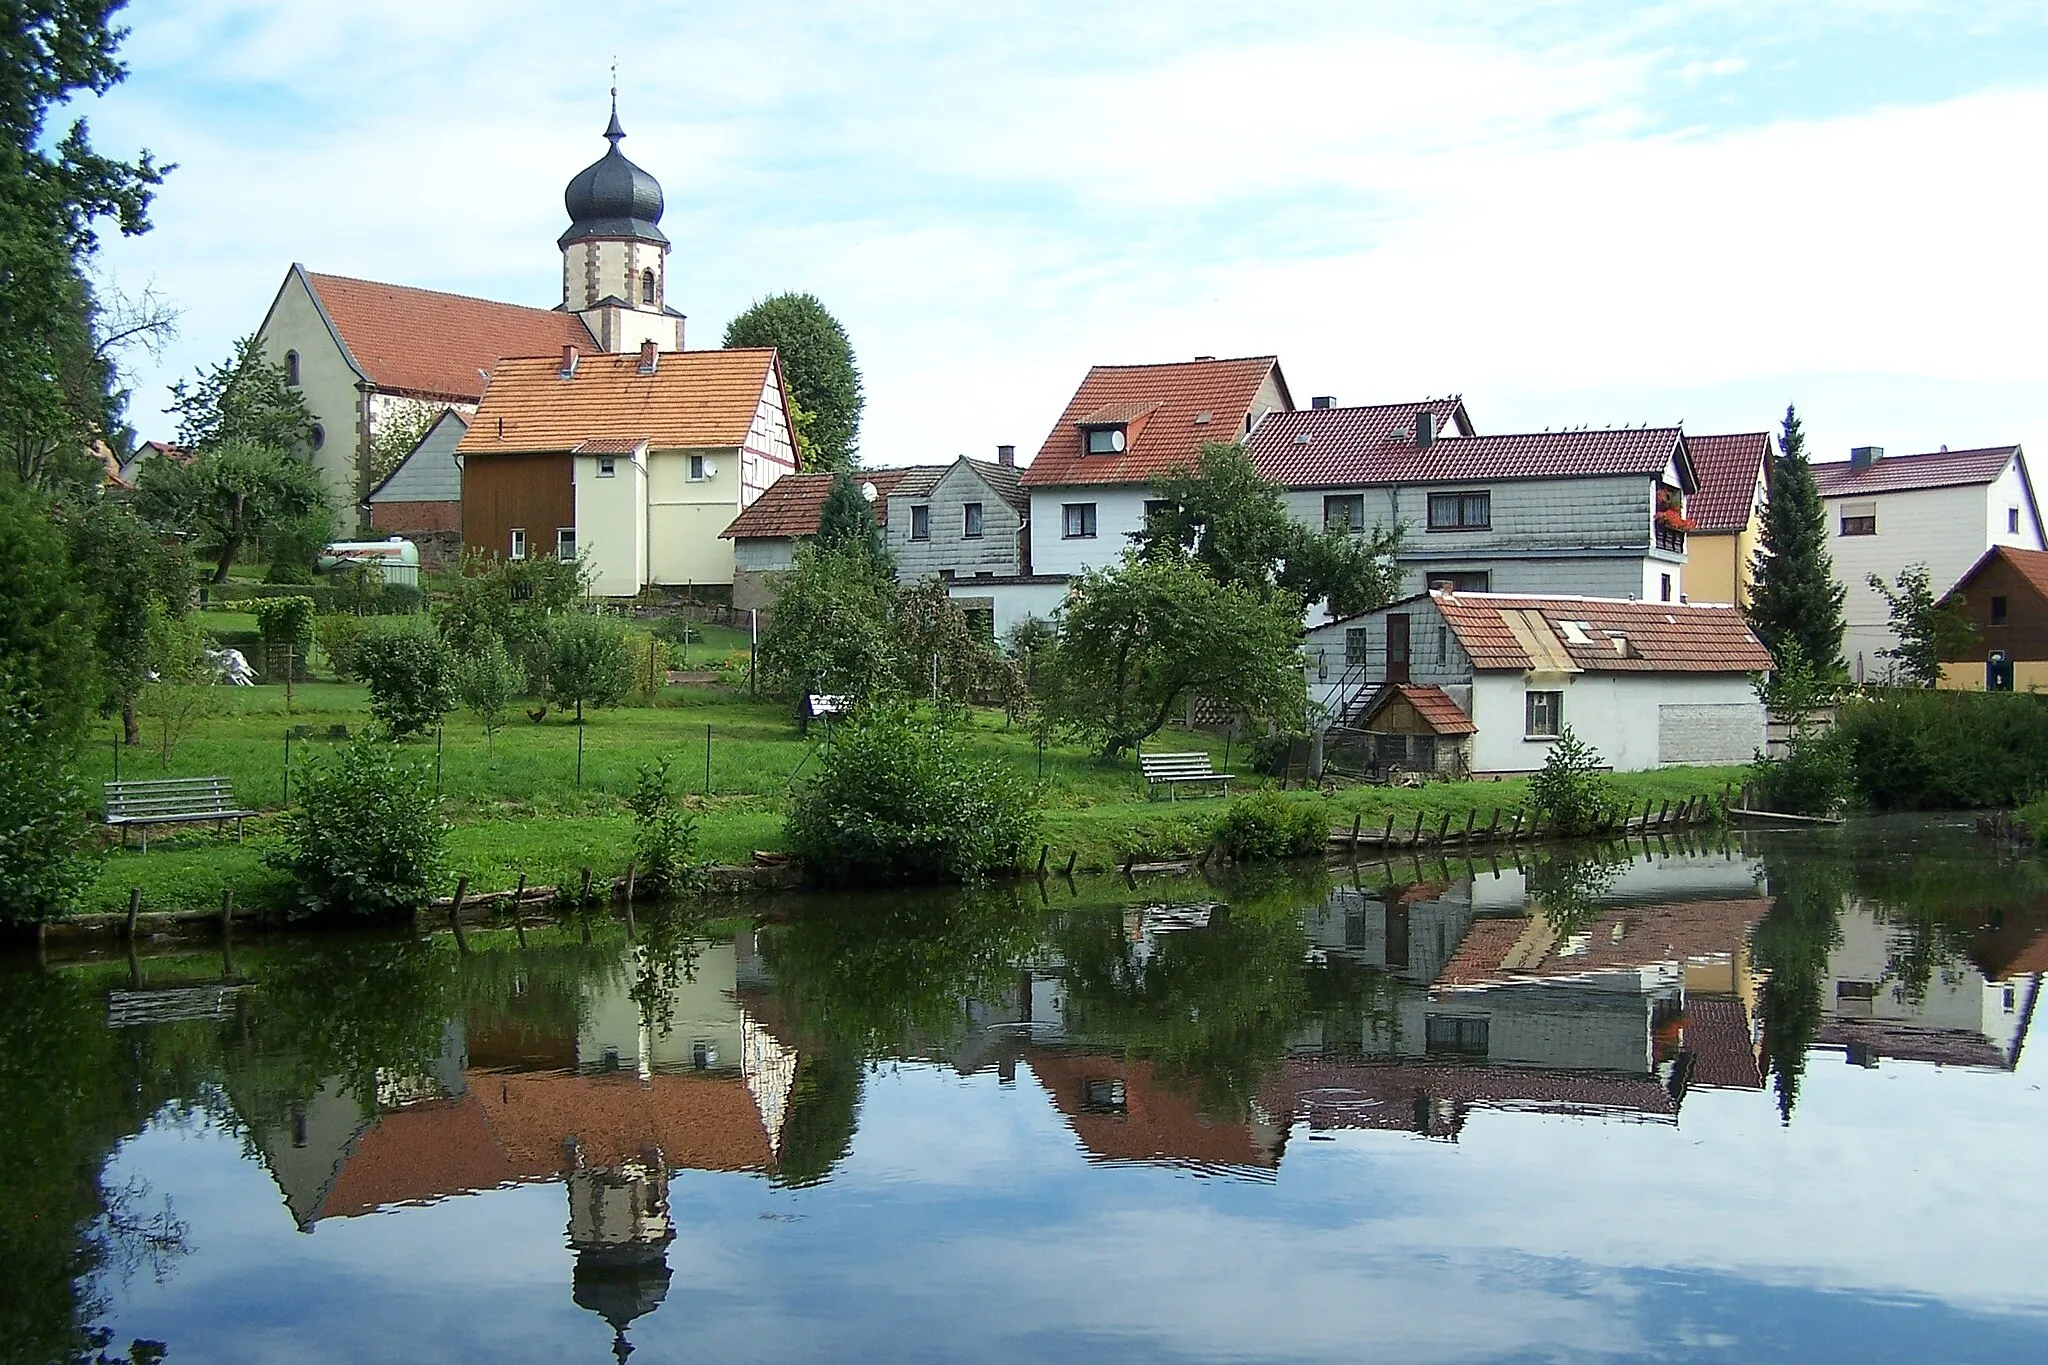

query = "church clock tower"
(560, 93), (684, 352)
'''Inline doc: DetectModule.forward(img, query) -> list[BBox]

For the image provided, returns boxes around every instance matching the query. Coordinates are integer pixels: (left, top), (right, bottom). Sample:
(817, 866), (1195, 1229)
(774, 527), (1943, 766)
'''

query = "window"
(310, 424), (325, 451)
(1324, 494), (1366, 532)
(910, 505), (931, 541)
(1525, 689), (1562, 738)
(1993, 595), (2009, 624)
(640, 268), (657, 305)
(2012, 507), (2023, 534)
(556, 528), (576, 562)
(963, 501), (983, 539)
(1345, 628), (1370, 665)
(1143, 498), (1174, 522)
(1425, 1015), (1490, 1056)
(509, 528), (526, 561)
(688, 454), (707, 481)
(1081, 1078), (1128, 1114)
(1428, 571), (1491, 593)
(597, 456), (616, 478)
(1428, 491), (1491, 530)
(1435, 625), (1448, 665)
(1062, 503), (1097, 539)
(1085, 426), (1126, 455)
(285, 350), (300, 386)
(1660, 573), (1673, 603)
(1840, 501), (1876, 536)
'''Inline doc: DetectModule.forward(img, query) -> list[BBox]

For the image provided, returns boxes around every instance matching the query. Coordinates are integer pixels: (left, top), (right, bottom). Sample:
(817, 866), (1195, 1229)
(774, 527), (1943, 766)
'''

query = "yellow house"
(1682, 431), (1771, 606)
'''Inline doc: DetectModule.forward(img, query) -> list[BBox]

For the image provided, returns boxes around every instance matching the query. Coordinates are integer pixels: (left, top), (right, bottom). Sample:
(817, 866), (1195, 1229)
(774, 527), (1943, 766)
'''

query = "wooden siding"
(1944, 554), (2048, 664)
(463, 453), (572, 561)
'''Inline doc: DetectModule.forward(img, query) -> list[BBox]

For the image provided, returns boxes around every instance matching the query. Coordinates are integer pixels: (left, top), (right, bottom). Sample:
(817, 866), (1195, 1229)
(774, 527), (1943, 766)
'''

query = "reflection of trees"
(629, 905), (710, 1040)
(770, 1046), (864, 1190)
(1844, 850), (2048, 1005)
(1752, 853), (1846, 1123)
(1523, 844), (1628, 936)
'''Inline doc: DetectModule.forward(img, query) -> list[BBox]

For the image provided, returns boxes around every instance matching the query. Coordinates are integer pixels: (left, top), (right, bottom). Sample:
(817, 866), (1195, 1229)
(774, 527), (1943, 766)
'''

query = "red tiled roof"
(1944, 544), (2048, 604)
(1366, 683), (1476, 736)
(572, 437), (648, 454)
(1684, 432), (1771, 533)
(1811, 446), (2019, 497)
(1428, 590), (1774, 673)
(1683, 997), (1765, 1090)
(318, 1096), (525, 1220)
(1027, 1049), (1277, 1174)
(1262, 1056), (1680, 1133)
(1020, 356), (1287, 488)
(1816, 1018), (2012, 1070)
(1437, 900), (1771, 988)
(1249, 418), (1685, 491)
(719, 468), (915, 539)
(456, 348), (783, 456)
(304, 270), (594, 403)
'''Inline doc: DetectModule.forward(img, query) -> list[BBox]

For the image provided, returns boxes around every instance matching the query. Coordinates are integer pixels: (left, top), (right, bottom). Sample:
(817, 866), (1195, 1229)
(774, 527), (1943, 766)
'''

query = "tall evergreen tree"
(813, 468), (889, 574)
(1748, 404), (1847, 678)
(723, 293), (863, 473)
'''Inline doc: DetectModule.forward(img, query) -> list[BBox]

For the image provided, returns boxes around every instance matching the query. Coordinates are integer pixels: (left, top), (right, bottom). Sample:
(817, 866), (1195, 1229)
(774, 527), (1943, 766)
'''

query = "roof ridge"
(1089, 354), (1277, 371)
(305, 270), (563, 314)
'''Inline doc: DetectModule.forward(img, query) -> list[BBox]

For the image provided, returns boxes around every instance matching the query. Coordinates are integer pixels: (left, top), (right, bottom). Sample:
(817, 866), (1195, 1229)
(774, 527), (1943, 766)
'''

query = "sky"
(70, 1), (2048, 469)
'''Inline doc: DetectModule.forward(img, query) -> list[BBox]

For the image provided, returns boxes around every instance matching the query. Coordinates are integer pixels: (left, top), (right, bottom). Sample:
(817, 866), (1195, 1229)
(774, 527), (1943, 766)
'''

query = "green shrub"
(1750, 723), (1854, 816)
(453, 633), (524, 751)
(1838, 690), (2048, 810)
(0, 683), (92, 924)
(355, 618), (456, 739)
(1212, 789), (1327, 862)
(314, 613), (368, 680)
(546, 612), (633, 723)
(630, 758), (701, 896)
(1529, 727), (1611, 836)
(253, 595), (316, 691)
(267, 737), (449, 917)
(786, 708), (1039, 884)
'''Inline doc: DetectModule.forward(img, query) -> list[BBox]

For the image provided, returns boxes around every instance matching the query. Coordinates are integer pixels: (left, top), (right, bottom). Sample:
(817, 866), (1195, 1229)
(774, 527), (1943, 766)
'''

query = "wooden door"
(1387, 613), (1411, 683)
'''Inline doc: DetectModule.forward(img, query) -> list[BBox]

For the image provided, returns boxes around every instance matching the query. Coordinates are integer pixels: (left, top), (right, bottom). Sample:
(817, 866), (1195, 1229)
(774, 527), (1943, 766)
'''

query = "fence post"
(126, 887), (141, 942)
(113, 732), (120, 782)
(283, 727), (291, 806)
(578, 867), (594, 944)
(435, 724), (444, 797)
(705, 724), (713, 797)
(749, 608), (758, 697)
(511, 874), (529, 949)
(448, 876), (471, 955)
(576, 723), (585, 789)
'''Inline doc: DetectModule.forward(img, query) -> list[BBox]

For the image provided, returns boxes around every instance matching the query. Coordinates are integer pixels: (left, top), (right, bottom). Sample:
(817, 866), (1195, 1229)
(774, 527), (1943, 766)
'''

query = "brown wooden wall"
(1945, 556), (2048, 662)
(462, 453), (572, 562)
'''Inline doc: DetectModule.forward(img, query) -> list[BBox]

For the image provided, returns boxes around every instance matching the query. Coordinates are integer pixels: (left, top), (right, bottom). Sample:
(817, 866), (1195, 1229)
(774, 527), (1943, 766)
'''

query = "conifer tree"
(813, 468), (889, 575)
(1748, 404), (1847, 679)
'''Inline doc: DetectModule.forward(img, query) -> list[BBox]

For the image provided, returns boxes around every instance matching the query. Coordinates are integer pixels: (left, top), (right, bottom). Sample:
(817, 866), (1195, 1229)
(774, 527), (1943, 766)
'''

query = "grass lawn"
(77, 678), (1745, 915)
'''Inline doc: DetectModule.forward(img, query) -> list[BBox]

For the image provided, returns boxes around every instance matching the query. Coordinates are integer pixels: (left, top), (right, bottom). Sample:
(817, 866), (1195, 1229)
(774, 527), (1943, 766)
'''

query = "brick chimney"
(558, 345), (579, 380)
(997, 444), (1015, 467)
(1415, 409), (1437, 449)
(1850, 445), (1883, 471)
(637, 340), (658, 375)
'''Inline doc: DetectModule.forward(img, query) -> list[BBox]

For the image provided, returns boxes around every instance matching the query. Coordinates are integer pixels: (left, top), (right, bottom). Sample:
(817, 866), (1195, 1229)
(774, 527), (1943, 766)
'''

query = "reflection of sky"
(103, 1042), (2048, 1363)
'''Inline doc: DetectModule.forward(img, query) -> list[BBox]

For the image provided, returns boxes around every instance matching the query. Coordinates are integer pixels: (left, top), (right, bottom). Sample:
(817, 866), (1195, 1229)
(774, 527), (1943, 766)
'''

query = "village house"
(1936, 544), (2048, 690)
(364, 408), (467, 563)
(253, 99), (685, 514)
(719, 467), (913, 611)
(457, 343), (797, 598)
(1680, 431), (1772, 606)
(1305, 588), (1773, 776)
(1812, 444), (2044, 681)
(1247, 408), (1700, 605)
(1819, 901), (2040, 1070)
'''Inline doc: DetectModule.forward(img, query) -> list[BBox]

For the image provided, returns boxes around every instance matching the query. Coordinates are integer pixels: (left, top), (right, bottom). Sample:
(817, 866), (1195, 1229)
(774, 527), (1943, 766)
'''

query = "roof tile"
(1684, 432), (1771, 533)
(1251, 414), (1684, 489)
(305, 271), (595, 402)
(1020, 356), (1284, 488)
(1429, 590), (1775, 673)
(457, 348), (780, 457)
(1811, 446), (2019, 497)
(720, 468), (914, 540)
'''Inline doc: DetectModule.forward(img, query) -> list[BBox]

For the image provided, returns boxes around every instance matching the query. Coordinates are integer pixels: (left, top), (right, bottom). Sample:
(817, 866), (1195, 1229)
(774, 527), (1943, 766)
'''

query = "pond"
(9, 816), (2048, 1363)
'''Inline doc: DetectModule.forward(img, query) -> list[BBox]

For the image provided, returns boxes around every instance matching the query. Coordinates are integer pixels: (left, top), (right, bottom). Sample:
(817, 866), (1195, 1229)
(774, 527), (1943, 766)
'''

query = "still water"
(9, 817), (2048, 1363)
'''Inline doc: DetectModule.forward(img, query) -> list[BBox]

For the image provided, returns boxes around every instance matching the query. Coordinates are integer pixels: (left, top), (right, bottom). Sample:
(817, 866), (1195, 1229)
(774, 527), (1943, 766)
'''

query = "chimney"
(637, 340), (658, 375)
(558, 345), (579, 380)
(1312, 396), (1335, 410)
(997, 444), (1015, 467)
(1414, 409), (1437, 449)
(1430, 578), (1456, 598)
(1850, 445), (1883, 471)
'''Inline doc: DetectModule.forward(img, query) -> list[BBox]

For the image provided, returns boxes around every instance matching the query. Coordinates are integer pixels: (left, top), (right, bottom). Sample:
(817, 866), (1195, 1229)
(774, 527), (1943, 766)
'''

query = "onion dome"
(559, 94), (668, 248)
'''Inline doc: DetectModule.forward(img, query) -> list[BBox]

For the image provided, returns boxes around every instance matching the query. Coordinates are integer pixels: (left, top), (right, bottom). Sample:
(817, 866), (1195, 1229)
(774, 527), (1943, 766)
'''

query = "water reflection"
(11, 819), (2048, 1361)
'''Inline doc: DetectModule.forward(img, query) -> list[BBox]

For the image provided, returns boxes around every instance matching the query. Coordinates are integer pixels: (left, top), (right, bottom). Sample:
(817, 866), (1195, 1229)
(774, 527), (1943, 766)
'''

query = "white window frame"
(688, 454), (707, 482)
(509, 528), (526, 561)
(597, 456), (617, 478)
(556, 528), (576, 562)
(1525, 689), (1562, 739)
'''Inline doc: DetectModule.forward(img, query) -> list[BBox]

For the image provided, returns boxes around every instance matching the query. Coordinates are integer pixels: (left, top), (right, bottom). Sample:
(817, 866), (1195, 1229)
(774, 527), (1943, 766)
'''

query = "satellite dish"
(1110, 429), (1127, 453)
(860, 482), (878, 502)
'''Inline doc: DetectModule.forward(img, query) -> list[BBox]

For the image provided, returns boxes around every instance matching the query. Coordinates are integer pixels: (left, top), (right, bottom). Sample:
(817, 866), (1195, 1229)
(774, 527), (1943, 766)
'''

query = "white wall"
(1027, 486), (1152, 576)
(573, 448), (648, 597)
(1469, 671), (1763, 774)
(943, 578), (1071, 640)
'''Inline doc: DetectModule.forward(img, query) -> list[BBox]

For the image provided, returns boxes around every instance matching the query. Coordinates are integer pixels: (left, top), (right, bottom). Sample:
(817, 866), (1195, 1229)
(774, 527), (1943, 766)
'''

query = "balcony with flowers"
(1653, 486), (1692, 554)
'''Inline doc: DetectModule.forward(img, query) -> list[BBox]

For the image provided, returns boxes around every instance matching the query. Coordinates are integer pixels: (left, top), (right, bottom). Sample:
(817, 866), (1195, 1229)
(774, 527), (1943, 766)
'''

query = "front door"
(1387, 613), (1411, 683)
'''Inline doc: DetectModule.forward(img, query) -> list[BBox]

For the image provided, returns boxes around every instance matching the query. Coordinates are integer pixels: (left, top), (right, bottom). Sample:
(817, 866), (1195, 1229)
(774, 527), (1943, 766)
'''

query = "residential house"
(1019, 355), (1293, 578)
(255, 101), (684, 512)
(365, 408), (467, 563)
(1938, 545), (2048, 690)
(1819, 901), (2040, 1070)
(1682, 431), (1772, 606)
(1812, 444), (2044, 681)
(1248, 410), (1699, 604)
(720, 467), (912, 611)
(1304, 588), (1773, 775)
(457, 343), (798, 598)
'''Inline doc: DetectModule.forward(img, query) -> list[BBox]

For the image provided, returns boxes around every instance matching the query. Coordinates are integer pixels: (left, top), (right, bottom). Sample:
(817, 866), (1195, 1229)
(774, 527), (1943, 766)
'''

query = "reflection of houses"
(1819, 903), (2042, 1069)
(1025, 1050), (1282, 1178)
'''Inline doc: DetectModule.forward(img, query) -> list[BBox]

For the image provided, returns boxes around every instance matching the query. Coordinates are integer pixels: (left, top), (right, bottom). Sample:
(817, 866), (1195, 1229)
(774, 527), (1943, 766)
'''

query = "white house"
(1812, 444), (2044, 681)
(1304, 589), (1773, 776)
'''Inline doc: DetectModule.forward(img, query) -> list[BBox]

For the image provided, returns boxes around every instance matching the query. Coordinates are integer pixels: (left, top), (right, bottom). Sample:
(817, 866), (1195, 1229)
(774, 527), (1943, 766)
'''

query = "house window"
(509, 528), (526, 561)
(689, 454), (707, 481)
(1143, 498), (1174, 523)
(1435, 626), (1448, 665)
(1425, 1015), (1490, 1056)
(556, 528), (576, 562)
(1428, 571), (1491, 593)
(1428, 491), (1491, 530)
(641, 268), (657, 305)
(2012, 507), (2023, 534)
(1525, 689), (1562, 738)
(1062, 503), (1097, 539)
(285, 350), (300, 386)
(1993, 595), (2009, 624)
(1660, 573), (1673, 602)
(1345, 628), (1370, 665)
(1840, 501), (1876, 536)
(1324, 494), (1366, 532)
(963, 502), (984, 539)
(1081, 1078), (1127, 1113)
(910, 505), (932, 541)
(597, 456), (616, 478)
(1085, 426), (1126, 455)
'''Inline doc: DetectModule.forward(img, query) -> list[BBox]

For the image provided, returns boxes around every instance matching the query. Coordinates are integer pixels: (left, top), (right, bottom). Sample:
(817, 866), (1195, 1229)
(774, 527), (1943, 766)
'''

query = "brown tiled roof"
(1020, 356), (1287, 488)
(318, 1096), (526, 1220)
(304, 270), (594, 403)
(1249, 398), (1473, 485)
(1026, 1049), (1277, 1174)
(1366, 683), (1476, 736)
(457, 348), (781, 457)
(1250, 418), (1685, 491)
(1811, 446), (2019, 497)
(1816, 1018), (2012, 1070)
(572, 437), (648, 454)
(719, 467), (915, 540)
(1429, 590), (1774, 673)
(1946, 544), (2048, 603)
(1437, 900), (1771, 987)
(1685, 432), (1771, 533)
(474, 1068), (777, 1174)
(1683, 997), (1764, 1090)
(1262, 1056), (1680, 1134)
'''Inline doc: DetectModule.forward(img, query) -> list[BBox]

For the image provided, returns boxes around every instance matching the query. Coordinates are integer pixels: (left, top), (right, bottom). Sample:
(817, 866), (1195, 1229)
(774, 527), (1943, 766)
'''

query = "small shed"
(1356, 683), (1475, 778)
(368, 409), (467, 551)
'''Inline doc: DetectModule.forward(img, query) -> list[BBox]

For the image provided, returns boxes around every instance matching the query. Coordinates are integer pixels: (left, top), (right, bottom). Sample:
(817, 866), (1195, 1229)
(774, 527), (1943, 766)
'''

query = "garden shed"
(1354, 683), (1476, 778)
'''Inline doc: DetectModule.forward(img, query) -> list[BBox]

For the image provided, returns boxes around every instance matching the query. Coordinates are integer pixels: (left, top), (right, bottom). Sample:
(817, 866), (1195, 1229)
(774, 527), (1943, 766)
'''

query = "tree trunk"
(122, 702), (140, 746)
(212, 535), (241, 584)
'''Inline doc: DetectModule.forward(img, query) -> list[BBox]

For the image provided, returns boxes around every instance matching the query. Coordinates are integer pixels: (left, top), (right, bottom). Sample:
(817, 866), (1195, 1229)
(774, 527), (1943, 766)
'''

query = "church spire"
(605, 63), (624, 146)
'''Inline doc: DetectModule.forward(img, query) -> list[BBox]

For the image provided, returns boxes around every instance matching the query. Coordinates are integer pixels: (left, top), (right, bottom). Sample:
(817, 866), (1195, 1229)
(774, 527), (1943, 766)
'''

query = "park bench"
(104, 777), (256, 852)
(1139, 751), (1234, 800)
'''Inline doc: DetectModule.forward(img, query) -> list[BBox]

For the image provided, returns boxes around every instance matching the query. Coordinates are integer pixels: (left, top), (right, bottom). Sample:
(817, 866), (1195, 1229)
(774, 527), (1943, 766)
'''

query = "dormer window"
(1085, 426), (1127, 455)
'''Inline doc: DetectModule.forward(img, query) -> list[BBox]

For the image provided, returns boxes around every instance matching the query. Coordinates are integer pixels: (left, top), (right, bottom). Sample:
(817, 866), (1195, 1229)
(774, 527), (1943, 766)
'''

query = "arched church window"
(641, 269), (656, 306)
(285, 350), (300, 386)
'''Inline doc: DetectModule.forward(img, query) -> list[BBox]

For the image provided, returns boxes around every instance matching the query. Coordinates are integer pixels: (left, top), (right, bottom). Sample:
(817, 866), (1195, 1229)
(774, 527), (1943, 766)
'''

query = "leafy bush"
(546, 612), (633, 723)
(453, 633), (524, 751)
(651, 616), (700, 647)
(268, 738), (448, 917)
(1838, 690), (2048, 810)
(630, 758), (701, 897)
(139, 604), (219, 767)
(0, 683), (92, 924)
(314, 613), (367, 680)
(1211, 789), (1327, 862)
(629, 633), (669, 706)
(253, 595), (315, 690)
(1750, 723), (1854, 816)
(355, 617), (456, 739)
(785, 708), (1039, 884)
(1529, 727), (1611, 836)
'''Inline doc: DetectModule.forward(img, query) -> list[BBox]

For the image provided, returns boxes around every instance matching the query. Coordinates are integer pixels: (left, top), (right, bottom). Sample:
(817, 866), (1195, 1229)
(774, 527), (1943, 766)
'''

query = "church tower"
(560, 93), (684, 353)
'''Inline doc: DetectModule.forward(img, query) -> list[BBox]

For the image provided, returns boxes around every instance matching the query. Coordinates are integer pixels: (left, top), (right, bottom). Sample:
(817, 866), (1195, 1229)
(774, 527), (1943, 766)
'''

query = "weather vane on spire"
(605, 58), (624, 145)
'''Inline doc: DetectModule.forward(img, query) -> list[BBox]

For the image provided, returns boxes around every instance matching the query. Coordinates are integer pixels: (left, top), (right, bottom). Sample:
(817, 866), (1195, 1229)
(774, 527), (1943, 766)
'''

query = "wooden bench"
(1139, 751), (1234, 800)
(104, 777), (256, 852)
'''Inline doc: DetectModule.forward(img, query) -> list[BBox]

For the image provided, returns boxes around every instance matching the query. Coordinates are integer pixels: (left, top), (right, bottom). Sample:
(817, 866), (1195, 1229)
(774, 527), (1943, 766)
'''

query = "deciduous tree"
(59, 497), (191, 743)
(545, 612), (633, 724)
(135, 440), (330, 582)
(1867, 563), (1977, 688)
(723, 293), (863, 472)
(758, 540), (901, 703)
(1748, 405), (1847, 678)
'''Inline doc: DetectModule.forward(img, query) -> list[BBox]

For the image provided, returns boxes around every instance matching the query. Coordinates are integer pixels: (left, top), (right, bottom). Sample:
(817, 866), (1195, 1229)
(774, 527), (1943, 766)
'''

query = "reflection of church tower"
(560, 89), (685, 354)
(565, 1137), (675, 1362)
